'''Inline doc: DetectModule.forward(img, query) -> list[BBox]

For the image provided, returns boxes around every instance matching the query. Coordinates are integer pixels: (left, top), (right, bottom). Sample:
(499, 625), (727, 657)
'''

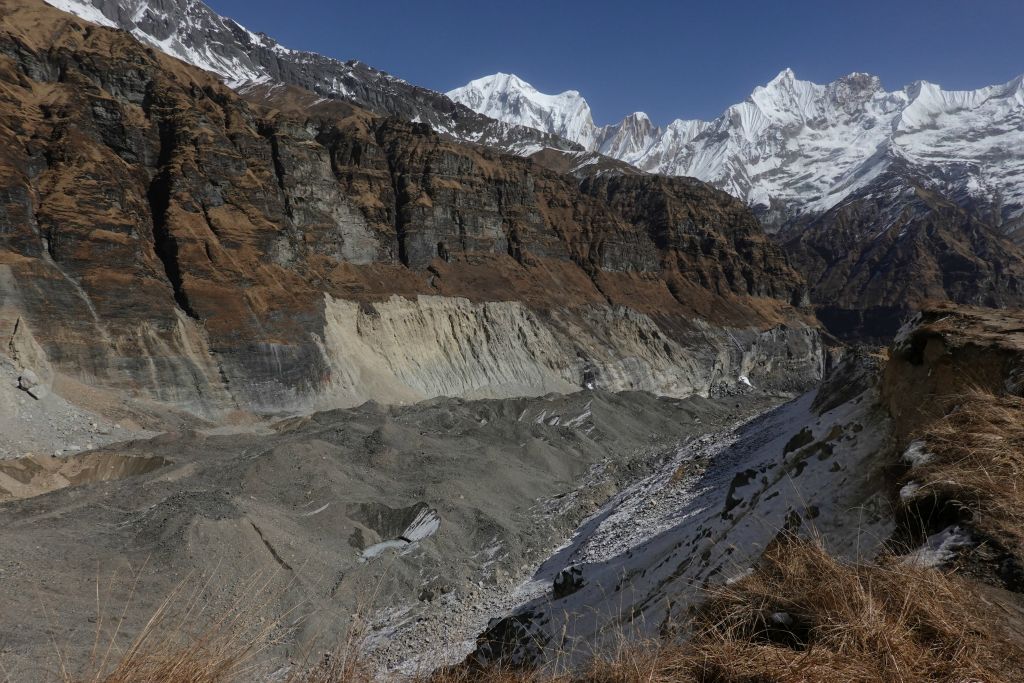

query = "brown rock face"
(580, 175), (808, 306)
(0, 0), (820, 415)
(883, 306), (1024, 441)
(783, 171), (1024, 342)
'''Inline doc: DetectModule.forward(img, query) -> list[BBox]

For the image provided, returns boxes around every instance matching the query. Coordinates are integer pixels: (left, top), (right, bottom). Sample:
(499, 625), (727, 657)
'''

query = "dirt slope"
(0, 388), (783, 680)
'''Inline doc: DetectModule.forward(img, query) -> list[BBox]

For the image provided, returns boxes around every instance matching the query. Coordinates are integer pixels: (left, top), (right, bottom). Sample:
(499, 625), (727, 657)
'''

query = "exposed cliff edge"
(0, 0), (820, 417)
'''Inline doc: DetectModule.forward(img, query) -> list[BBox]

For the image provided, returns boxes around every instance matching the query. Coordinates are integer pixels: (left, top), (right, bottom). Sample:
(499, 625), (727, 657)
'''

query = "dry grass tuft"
(687, 535), (1021, 683)
(296, 652), (375, 683)
(288, 617), (375, 683)
(419, 537), (1023, 683)
(421, 644), (692, 683)
(912, 390), (1024, 544)
(64, 571), (285, 683)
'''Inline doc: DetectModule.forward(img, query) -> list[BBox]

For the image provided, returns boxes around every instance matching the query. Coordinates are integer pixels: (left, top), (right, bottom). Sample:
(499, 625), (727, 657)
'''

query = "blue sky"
(207, 0), (1023, 126)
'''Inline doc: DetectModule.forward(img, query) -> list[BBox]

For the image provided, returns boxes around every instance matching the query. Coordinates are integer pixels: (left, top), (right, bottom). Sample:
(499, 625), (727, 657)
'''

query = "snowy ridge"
(44, 0), (272, 87)
(41, 0), (575, 156)
(450, 69), (1024, 225)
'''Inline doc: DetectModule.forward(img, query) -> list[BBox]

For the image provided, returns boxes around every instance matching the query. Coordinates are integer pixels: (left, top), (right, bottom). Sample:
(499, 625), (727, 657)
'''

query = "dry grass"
(296, 652), (375, 683)
(685, 535), (1021, 683)
(288, 619), (375, 683)
(60, 570), (286, 683)
(45, 536), (1022, 683)
(911, 390), (1024, 544)
(422, 642), (692, 683)
(396, 538), (1022, 683)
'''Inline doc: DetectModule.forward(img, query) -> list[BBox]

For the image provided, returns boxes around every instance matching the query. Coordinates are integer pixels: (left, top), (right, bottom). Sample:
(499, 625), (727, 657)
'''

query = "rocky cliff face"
(41, 1), (1024, 346)
(782, 170), (1024, 341)
(0, 0), (820, 416)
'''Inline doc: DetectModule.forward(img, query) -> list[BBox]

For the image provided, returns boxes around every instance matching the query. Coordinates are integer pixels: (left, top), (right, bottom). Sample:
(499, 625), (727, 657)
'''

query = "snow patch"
(360, 507), (441, 562)
(899, 481), (922, 502)
(902, 440), (935, 468)
(904, 525), (972, 567)
(43, 0), (117, 27)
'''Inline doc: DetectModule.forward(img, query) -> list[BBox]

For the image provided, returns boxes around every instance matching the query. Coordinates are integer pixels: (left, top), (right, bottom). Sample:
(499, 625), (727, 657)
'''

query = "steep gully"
(147, 112), (200, 320)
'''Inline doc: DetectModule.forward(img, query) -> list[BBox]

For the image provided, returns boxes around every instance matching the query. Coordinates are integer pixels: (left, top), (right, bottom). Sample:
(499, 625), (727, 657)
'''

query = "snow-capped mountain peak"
(450, 69), (1024, 227)
(447, 73), (598, 149)
(598, 111), (662, 160)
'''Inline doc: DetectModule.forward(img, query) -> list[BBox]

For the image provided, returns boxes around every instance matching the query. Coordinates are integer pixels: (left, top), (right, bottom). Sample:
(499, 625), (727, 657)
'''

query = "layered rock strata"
(0, 0), (820, 415)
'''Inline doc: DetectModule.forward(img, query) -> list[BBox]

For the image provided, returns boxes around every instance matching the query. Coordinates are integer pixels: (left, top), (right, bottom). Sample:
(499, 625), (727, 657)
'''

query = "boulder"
(17, 368), (38, 391)
(553, 565), (585, 599)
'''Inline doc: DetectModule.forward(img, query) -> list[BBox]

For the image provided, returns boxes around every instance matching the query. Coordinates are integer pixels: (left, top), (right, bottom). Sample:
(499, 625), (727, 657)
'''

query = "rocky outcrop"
(0, 0), (820, 416)
(883, 306), (1024, 441)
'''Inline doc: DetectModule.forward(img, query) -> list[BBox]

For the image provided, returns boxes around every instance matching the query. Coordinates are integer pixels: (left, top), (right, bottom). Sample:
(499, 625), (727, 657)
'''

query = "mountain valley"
(0, 1), (1023, 681)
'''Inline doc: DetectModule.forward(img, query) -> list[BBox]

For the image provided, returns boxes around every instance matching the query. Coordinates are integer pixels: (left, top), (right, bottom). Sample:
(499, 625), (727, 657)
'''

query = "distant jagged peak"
(742, 69), (896, 128)
(451, 67), (1024, 225)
